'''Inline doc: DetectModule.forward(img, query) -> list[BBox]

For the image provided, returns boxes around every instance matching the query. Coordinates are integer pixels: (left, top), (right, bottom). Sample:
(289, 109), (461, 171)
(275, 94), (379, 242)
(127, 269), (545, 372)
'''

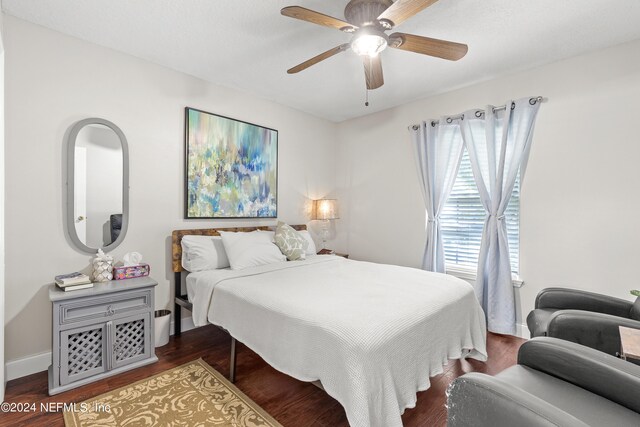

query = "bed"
(172, 226), (487, 427)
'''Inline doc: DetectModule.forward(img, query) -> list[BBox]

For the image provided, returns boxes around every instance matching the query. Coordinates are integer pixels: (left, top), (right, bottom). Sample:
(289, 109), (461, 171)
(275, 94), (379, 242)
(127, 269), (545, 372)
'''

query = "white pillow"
(220, 231), (286, 270)
(181, 235), (230, 272)
(256, 230), (275, 240)
(298, 230), (317, 256)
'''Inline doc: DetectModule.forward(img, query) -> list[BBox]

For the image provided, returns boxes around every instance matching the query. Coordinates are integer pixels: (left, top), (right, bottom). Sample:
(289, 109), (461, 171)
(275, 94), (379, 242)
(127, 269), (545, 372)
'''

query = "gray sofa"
(527, 287), (640, 357)
(447, 337), (640, 426)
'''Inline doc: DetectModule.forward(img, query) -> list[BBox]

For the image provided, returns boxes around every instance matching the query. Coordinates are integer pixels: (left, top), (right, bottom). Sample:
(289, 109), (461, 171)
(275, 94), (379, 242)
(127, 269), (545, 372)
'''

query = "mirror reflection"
(73, 124), (123, 249)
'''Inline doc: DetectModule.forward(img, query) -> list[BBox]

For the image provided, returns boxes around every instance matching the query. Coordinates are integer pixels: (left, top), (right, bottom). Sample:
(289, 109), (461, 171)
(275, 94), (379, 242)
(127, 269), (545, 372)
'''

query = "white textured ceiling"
(3, 0), (640, 122)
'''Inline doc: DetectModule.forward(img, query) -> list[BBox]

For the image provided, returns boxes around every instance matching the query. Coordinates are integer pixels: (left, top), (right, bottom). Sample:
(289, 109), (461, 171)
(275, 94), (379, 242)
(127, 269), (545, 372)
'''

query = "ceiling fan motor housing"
(344, 0), (393, 28)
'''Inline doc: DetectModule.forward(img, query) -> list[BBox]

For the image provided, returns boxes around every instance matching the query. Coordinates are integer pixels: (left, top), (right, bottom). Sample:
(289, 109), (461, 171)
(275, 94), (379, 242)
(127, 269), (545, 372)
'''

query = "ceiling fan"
(281, 0), (468, 91)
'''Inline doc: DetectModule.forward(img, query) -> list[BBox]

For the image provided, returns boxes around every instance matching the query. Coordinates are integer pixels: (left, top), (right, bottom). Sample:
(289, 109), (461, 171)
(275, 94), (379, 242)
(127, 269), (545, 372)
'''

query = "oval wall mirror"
(67, 118), (129, 254)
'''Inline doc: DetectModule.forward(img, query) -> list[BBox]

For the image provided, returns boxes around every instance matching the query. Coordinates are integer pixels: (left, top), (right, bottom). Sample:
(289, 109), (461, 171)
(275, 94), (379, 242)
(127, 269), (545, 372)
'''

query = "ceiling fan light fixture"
(351, 28), (388, 57)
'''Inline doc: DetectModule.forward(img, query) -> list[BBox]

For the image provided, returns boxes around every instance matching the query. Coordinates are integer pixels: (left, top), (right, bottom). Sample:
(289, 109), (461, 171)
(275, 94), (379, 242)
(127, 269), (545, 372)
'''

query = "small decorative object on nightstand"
(92, 248), (114, 282)
(48, 276), (158, 395)
(317, 248), (349, 259)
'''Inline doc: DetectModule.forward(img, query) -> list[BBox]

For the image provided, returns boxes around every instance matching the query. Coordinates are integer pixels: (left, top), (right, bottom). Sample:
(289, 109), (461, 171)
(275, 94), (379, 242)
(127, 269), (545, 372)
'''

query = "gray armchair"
(447, 337), (640, 427)
(527, 287), (640, 357)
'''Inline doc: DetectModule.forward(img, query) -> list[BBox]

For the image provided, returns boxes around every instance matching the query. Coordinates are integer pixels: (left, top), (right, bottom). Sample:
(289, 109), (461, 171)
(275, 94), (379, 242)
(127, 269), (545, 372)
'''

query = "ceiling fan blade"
(287, 44), (350, 74)
(281, 6), (357, 32)
(364, 55), (384, 90)
(389, 32), (468, 61)
(377, 0), (439, 27)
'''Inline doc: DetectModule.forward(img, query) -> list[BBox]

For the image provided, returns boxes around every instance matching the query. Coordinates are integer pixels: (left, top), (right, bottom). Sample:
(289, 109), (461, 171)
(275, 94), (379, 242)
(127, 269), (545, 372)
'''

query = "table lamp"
(312, 199), (339, 249)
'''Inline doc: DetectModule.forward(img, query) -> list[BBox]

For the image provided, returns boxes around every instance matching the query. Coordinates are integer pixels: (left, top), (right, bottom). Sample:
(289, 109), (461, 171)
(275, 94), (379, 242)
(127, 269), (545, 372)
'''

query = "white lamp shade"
(313, 199), (339, 220)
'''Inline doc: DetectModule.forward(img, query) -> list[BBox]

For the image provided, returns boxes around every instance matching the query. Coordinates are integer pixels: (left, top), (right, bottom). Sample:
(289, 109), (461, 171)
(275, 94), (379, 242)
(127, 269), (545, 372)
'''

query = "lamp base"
(320, 219), (330, 250)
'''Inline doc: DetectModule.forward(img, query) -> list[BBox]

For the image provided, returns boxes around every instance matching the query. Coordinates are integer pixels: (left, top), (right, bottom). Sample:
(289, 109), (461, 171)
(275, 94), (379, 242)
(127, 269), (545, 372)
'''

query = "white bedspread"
(187, 256), (487, 427)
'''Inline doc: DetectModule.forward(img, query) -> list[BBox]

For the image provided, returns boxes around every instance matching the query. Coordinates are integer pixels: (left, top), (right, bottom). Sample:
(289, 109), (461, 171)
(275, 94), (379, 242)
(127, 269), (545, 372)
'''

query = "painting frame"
(184, 107), (278, 219)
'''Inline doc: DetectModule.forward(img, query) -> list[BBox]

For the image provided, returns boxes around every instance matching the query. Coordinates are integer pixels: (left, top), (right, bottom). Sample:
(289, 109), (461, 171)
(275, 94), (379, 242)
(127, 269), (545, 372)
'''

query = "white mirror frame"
(66, 118), (129, 254)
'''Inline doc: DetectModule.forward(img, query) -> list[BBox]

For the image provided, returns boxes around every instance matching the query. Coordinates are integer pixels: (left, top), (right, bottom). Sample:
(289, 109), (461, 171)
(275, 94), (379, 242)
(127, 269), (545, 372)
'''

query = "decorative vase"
(92, 259), (113, 282)
(92, 249), (114, 282)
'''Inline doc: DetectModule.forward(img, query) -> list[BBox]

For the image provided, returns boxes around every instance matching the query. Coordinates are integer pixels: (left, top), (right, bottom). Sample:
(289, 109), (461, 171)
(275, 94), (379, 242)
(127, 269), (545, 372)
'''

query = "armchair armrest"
(447, 373), (589, 427)
(518, 337), (640, 414)
(535, 287), (632, 317)
(547, 310), (640, 355)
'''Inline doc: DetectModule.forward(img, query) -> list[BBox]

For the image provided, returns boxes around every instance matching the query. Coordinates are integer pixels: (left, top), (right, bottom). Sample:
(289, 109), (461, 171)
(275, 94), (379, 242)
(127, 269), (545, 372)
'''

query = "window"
(440, 149), (520, 275)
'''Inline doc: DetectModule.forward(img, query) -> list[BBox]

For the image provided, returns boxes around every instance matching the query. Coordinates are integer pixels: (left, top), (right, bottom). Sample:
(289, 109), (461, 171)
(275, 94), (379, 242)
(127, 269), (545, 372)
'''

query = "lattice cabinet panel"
(68, 327), (104, 374)
(60, 323), (107, 385)
(115, 319), (144, 360)
(112, 313), (152, 370)
(49, 277), (158, 395)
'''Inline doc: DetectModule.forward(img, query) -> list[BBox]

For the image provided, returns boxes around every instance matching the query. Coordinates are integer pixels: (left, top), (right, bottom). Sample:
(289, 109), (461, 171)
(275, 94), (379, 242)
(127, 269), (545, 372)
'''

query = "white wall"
(4, 16), (337, 366)
(336, 39), (640, 332)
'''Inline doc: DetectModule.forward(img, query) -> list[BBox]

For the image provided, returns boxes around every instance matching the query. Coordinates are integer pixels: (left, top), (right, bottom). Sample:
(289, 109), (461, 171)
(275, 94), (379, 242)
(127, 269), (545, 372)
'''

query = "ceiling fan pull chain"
(365, 89), (370, 107)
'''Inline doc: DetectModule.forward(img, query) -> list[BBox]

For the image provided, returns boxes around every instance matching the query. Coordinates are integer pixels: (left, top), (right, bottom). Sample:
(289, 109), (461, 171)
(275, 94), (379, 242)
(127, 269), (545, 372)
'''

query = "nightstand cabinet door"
(112, 312), (152, 370)
(60, 322), (108, 386)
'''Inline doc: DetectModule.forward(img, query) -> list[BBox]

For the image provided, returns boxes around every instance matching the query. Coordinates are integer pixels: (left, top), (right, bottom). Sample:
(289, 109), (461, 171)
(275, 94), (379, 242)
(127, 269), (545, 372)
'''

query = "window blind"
(440, 149), (520, 274)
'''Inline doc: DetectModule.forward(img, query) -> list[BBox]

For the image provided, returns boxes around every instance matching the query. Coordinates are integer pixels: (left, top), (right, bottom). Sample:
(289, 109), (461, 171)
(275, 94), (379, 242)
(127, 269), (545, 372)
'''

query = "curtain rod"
(409, 96), (545, 130)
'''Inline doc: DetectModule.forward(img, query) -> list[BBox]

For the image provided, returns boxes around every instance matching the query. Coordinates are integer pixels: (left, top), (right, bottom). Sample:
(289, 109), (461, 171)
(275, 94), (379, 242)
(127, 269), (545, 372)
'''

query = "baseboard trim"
(515, 322), (530, 340)
(6, 351), (51, 381)
(6, 316), (198, 382)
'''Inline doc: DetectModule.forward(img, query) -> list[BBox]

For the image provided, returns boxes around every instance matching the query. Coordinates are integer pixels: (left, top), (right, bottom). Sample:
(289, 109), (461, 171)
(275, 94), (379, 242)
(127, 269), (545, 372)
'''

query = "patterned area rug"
(63, 358), (282, 427)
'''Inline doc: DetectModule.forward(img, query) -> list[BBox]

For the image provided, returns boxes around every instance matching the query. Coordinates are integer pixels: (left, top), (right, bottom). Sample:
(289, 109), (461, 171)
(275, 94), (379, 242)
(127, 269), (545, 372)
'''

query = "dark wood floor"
(3, 325), (525, 427)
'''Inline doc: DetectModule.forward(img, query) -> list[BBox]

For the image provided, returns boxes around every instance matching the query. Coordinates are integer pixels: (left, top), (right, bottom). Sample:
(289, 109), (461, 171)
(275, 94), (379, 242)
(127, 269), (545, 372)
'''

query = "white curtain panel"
(410, 120), (464, 272)
(461, 97), (541, 334)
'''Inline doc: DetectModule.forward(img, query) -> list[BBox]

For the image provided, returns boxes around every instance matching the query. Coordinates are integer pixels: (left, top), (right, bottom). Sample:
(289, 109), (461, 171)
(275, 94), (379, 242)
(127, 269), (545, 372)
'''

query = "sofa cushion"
(526, 308), (556, 337)
(497, 365), (640, 426)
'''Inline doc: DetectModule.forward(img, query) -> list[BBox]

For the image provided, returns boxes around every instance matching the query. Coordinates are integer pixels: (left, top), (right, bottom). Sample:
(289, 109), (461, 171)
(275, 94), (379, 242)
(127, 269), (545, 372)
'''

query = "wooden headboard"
(171, 224), (307, 272)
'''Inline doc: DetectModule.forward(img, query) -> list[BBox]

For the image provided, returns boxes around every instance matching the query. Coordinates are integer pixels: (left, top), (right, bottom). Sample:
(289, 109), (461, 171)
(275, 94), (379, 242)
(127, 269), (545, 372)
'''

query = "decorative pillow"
(298, 230), (318, 256)
(181, 235), (230, 272)
(219, 231), (286, 270)
(274, 222), (309, 261)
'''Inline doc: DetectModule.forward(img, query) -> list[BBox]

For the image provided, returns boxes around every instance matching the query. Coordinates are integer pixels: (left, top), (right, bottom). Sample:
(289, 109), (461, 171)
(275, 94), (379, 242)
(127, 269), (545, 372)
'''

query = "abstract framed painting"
(184, 107), (278, 218)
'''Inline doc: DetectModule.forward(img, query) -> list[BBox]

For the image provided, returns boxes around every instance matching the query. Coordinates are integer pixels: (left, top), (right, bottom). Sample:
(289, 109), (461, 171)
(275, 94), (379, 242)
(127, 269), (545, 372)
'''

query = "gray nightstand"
(48, 276), (158, 395)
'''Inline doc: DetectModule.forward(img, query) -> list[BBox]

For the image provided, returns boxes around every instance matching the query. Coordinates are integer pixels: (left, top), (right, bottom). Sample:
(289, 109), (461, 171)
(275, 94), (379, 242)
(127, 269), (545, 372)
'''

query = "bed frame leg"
(175, 304), (181, 336)
(174, 271), (182, 336)
(230, 337), (237, 383)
